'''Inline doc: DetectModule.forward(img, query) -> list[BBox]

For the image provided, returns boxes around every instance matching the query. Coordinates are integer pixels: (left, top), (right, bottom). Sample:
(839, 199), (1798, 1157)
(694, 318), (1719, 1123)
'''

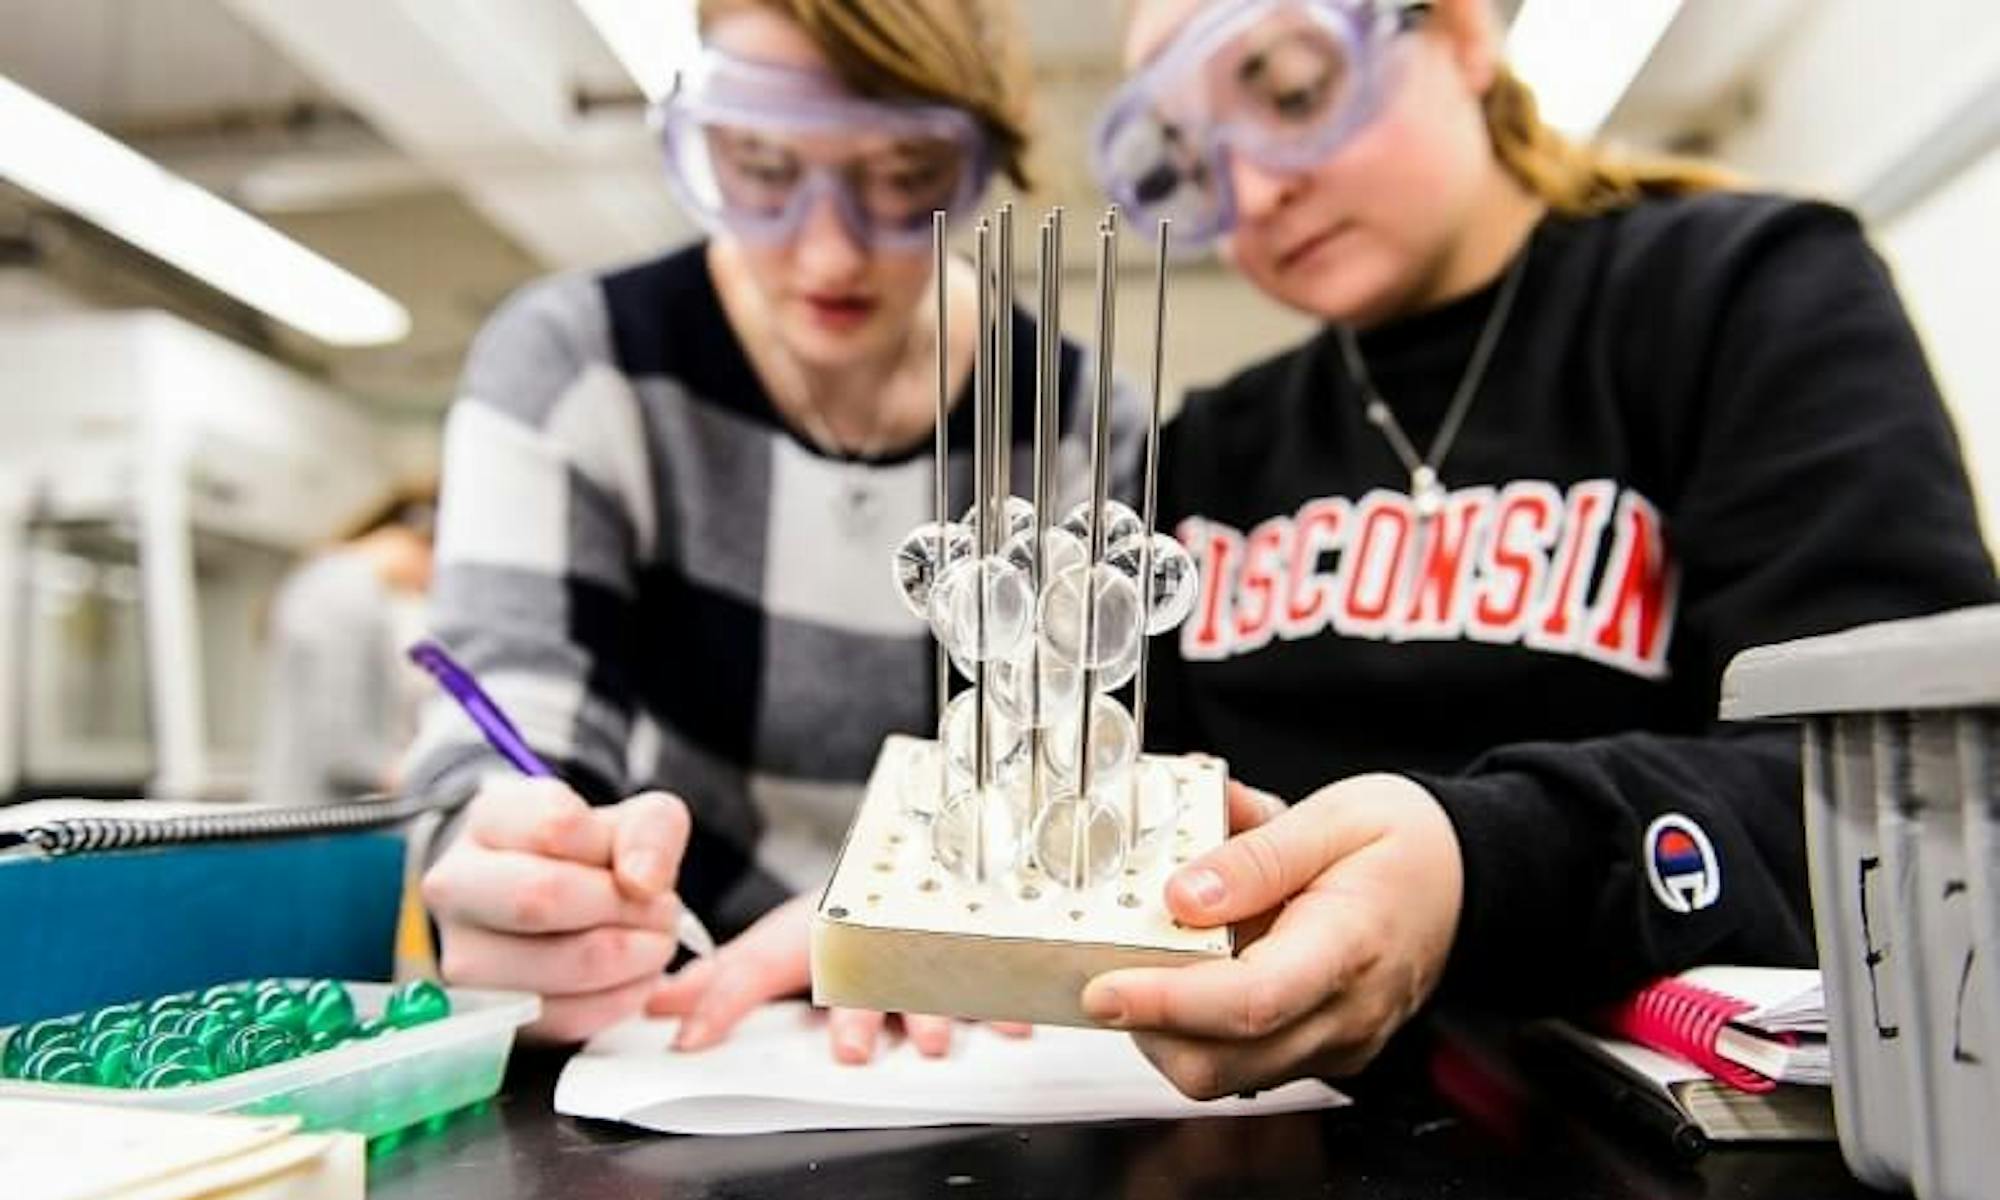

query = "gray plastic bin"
(1723, 606), (2000, 1199)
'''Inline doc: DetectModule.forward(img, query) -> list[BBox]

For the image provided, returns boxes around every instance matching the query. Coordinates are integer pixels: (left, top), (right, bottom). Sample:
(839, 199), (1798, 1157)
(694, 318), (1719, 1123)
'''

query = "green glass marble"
(302, 980), (356, 1037)
(144, 1006), (204, 1041)
(145, 992), (196, 1018)
(385, 980), (451, 1029)
(202, 993), (251, 1026)
(91, 1039), (139, 1088)
(84, 1002), (145, 1041)
(198, 982), (249, 1006)
(252, 987), (309, 1036)
(83, 1027), (133, 1064)
(1, 1031), (29, 1079)
(133, 1032), (207, 1075)
(305, 1028), (348, 1054)
(188, 1010), (244, 1061)
(133, 1060), (205, 1089)
(23, 1044), (94, 1086)
(348, 1017), (389, 1041)
(221, 1024), (300, 1074)
(15, 1016), (81, 1058)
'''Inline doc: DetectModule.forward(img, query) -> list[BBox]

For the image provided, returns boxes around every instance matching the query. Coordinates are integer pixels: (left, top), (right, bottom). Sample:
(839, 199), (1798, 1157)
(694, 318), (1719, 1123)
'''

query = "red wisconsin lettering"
(1586, 491), (1676, 675)
(1280, 498), (1347, 637)
(1337, 493), (1413, 633)
(1470, 483), (1562, 639)
(1402, 489), (1492, 637)
(1183, 517), (1243, 661)
(1234, 517), (1291, 652)
(1531, 480), (1615, 650)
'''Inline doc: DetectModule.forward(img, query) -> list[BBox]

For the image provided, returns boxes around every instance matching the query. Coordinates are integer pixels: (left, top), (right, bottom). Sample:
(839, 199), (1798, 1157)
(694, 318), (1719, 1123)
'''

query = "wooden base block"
(810, 735), (1231, 1028)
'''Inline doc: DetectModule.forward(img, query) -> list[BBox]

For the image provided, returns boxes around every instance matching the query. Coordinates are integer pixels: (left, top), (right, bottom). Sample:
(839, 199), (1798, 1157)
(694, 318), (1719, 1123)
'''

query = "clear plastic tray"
(0, 982), (539, 1140)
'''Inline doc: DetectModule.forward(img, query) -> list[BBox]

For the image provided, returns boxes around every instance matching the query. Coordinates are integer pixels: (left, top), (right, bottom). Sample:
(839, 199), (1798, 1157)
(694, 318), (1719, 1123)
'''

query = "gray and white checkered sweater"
(405, 244), (1142, 937)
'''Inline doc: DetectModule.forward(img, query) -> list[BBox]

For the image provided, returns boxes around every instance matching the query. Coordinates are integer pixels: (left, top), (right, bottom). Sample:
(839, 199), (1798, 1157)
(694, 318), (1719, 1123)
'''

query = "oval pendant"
(1411, 467), (1445, 520)
(838, 478), (882, 538)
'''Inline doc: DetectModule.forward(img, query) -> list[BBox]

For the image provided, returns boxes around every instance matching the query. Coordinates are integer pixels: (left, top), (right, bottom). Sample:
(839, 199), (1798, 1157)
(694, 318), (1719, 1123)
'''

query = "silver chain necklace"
(1335, 247), (1530, 520)
(791, 392), (895, 538)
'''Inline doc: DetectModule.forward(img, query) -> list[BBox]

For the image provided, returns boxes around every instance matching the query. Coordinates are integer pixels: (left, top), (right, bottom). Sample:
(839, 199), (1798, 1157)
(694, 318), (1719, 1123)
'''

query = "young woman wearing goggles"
(1081, 0), (1996, 1100)
(409, 0), (1139, 1059)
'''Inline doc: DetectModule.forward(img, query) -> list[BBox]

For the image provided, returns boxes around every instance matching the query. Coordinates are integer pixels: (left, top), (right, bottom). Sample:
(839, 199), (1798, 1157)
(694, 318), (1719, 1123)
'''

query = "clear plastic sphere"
(1106, 532), (1200, 635)
(1059, 499), (1145, 551)
(962, 496), (1036, 544)
(988, 643), (1083, 728)
(948, 641), (978, 684)
(1039, 563), (1143, 671)
(1046, 694), (1139, 789)
(1121, 758), (1184, 860)
(930, 555), (1034, 663)
(892, 521), (974, 620)
(900, 740), (946, 822)
(939, 687), (1028, 785)
(932, 785), (1025, 884)
(1000, 526), (1088, 585)
(1031, 792), (1129, 891)
(1091, 631), (1142, 693)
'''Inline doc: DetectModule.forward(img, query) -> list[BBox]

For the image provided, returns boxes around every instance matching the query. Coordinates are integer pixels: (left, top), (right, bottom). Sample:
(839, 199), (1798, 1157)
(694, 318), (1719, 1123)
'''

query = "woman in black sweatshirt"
(1079, 0), (1997, 1099)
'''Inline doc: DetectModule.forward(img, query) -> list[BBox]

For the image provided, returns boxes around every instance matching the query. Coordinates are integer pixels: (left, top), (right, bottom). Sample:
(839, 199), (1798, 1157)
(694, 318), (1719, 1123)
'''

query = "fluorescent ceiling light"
(1506, 0), (1685, 139)
(574, 0), (700, 103)
(0, 74), (410, 347)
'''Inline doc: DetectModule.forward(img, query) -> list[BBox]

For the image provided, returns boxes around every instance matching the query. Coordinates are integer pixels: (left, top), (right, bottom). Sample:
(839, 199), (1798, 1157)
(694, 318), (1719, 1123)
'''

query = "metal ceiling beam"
(222, 0), (690, 269)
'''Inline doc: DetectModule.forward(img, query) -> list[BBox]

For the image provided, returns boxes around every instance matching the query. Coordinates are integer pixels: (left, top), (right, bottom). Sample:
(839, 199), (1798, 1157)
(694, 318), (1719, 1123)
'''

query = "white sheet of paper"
(0, 1099), (301, 1200)
(1677, 966), (1824, 1033)
(554, 1002), (1348, 1136)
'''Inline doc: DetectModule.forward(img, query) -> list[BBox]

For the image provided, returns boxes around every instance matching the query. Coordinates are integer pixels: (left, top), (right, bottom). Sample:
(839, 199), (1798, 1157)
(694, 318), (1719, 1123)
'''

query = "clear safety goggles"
(655, 49), (994, 253)
(1092, 0), (1428, 248)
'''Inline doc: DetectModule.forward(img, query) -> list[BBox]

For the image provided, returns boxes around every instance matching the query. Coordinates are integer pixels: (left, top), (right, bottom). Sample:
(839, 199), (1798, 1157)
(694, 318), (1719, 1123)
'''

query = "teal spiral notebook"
(0, 828), (406, 1027)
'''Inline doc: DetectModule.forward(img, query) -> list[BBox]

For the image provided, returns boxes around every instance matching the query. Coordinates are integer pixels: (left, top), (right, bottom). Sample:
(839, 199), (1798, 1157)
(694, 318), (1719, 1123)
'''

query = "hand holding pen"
(409, 640), (716, 1043)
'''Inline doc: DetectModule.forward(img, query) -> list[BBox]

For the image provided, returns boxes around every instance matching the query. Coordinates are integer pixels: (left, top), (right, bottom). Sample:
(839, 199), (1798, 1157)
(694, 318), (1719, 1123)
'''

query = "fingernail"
(837, 1033), (869, 1062)
(1183, 868), (1226, 909)
(1083, 985), (1126, 1027)
(675, 1019), (708, 1049)
(624, 851), (666, 893)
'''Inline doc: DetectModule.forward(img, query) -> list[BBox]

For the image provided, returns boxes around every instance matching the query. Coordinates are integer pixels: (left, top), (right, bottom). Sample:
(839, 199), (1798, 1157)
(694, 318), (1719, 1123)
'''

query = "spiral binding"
(0, 793), (460, 858)
(1603, 976), (1778, 1094)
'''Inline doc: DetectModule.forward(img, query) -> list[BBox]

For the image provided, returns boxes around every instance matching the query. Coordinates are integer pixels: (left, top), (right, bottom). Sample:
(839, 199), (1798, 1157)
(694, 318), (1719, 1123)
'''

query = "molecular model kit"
(811, 205), (1231, 1027)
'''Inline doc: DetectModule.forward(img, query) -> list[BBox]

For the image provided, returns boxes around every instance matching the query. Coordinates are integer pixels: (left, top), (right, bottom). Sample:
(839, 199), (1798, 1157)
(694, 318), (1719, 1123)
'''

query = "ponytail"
(1483, 65), (1737, 216)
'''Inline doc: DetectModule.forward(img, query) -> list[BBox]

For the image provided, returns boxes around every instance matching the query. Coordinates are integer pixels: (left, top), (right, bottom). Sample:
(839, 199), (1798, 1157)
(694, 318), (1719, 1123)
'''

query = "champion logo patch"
(1644, 814), (1721, 914)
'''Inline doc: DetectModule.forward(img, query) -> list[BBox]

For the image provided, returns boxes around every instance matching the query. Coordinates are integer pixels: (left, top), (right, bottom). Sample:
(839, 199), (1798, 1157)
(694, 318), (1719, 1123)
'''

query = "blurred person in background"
(253, 481), (436, 808)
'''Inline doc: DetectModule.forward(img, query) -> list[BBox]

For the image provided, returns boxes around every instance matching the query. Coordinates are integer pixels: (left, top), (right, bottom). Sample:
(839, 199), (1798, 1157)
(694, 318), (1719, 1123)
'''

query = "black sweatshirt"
(1146, 192), (1998, 1014)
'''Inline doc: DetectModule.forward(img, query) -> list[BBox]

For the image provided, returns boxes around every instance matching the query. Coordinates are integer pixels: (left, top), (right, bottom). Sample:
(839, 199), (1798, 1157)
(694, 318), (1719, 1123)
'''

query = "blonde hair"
(696, 0), (1036, 189)
(1482, 65), (1736, 217)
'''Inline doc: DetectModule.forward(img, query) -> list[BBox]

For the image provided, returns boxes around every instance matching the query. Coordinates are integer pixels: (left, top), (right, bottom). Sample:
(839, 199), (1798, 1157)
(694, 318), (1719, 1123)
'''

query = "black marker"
(1527, 1025), (1709, 1163)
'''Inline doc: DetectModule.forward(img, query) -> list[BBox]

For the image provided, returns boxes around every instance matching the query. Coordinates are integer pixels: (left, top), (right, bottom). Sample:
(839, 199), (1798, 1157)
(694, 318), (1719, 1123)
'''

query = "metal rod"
(1029, 216), (1058, 829)
(1131, 219), (1169, 824)
(1073, 215), (1118, 886)
(973, 221), (992, 814)
(1036, 209), (1063, 544)
(996, 204), (1014, 515)
(932, 212), (951, 740)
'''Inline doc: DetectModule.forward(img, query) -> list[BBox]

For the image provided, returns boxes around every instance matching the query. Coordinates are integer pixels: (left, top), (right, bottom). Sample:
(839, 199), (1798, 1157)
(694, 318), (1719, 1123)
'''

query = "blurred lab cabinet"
(0, 311), (394, 800)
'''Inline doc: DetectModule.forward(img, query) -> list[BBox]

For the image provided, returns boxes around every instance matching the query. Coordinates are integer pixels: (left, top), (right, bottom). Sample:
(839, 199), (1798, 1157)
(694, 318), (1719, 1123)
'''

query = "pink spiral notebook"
(1598, 967), (1827, 1093)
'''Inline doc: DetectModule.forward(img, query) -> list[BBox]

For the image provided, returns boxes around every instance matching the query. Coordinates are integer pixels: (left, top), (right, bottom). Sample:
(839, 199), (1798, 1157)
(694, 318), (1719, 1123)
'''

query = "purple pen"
(405, 637), (717, 958)
(407, 640), (555, 778)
